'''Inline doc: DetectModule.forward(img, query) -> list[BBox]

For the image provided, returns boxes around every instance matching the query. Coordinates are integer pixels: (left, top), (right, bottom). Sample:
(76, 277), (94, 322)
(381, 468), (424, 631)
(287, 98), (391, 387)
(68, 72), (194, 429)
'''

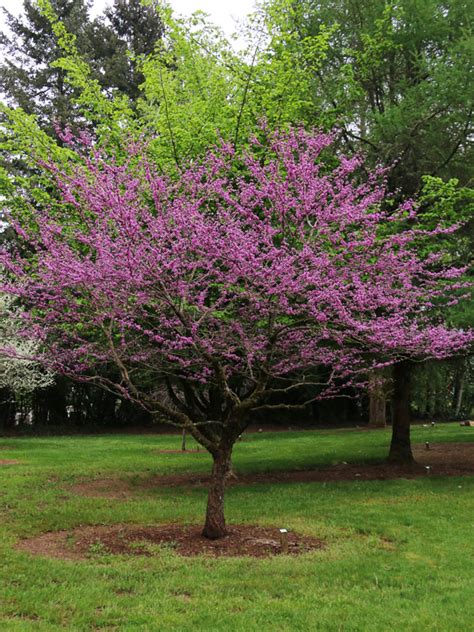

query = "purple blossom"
(1, 127), (471, 400)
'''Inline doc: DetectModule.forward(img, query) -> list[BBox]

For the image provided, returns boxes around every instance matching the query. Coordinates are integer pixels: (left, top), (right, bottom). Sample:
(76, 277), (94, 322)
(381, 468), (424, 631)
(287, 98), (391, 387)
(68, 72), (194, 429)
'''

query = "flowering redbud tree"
(2, 128), (471, 538)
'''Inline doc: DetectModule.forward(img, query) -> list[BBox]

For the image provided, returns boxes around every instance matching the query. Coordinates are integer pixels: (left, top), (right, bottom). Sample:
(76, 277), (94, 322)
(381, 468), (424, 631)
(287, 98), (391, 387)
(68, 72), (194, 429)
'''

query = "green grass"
(0, 423), (473, 631)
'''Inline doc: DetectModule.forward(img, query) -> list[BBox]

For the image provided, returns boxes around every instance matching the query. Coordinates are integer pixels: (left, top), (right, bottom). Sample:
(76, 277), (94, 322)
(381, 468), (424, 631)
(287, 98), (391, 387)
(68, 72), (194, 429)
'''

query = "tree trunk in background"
(454, 378), (465, 418)
(389, 361), (414, 463)
(0, 388), (15, 431)
(368, 369), (386, 427)
(202, 447), (232, 539)
(427, 379), (436, 419)
(453, 359), (466, 418)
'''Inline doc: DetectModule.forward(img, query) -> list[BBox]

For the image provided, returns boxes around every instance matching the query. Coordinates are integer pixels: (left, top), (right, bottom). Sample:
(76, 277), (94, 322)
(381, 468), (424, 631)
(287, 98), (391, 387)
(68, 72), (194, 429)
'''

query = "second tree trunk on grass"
(389, 361), (414, 463)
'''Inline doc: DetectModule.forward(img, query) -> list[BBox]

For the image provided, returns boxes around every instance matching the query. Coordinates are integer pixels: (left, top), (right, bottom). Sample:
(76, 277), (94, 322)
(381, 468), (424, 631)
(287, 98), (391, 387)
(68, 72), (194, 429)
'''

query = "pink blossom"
(1, 127), (471, 409)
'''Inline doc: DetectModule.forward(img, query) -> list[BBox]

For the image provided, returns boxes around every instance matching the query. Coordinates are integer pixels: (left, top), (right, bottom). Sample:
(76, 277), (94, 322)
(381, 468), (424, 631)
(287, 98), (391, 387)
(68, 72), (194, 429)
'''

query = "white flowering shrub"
(0, 294), (54, 396)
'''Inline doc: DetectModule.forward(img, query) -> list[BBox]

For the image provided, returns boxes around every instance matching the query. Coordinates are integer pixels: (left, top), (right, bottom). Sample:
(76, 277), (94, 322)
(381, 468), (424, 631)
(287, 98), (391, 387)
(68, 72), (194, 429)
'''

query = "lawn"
(0, 423), (473, 631)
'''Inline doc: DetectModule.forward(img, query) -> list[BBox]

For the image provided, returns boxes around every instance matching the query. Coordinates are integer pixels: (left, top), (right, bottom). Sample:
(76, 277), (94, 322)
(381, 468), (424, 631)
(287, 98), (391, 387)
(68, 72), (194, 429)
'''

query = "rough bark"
(202, 447), (232, 539)
(389, 361), (414, 463)
(368, 369), (387, 427)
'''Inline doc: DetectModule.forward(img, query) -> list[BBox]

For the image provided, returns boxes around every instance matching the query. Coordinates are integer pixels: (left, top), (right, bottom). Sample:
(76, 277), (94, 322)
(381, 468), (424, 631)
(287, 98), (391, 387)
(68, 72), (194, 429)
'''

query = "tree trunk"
(0, 388), (15, 431)
(389, 361), (414, 463)
(454, 377), (464, 418)
(368, 370), (386, 427)
(202, 447), (232, 539)
(453, 360), (466, 418)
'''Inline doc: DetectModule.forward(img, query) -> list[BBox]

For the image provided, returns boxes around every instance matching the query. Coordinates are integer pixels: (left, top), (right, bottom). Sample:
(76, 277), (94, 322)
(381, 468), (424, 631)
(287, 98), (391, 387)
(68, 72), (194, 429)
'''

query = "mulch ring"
(68, 442), (473, 499)
(16, 524), (324, 560)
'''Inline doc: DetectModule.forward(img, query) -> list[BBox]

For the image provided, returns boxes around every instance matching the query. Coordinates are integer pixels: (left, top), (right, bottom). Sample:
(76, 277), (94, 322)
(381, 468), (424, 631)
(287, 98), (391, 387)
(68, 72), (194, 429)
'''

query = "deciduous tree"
(2, 127), (470, 536)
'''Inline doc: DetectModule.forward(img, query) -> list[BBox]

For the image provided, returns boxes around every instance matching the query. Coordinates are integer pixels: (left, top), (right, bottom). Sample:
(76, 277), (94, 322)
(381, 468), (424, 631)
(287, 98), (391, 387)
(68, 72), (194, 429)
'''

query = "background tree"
(0, 0), (165, 131)
(86, 0), (165, 102)
(1, 0), (94, 131)
(257, 0), (473, 192)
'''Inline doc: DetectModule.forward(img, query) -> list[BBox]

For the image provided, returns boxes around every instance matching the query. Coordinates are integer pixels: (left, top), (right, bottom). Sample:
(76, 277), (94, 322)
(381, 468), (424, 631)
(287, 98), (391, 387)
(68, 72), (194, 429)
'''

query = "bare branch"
(234, 44), (259, 150)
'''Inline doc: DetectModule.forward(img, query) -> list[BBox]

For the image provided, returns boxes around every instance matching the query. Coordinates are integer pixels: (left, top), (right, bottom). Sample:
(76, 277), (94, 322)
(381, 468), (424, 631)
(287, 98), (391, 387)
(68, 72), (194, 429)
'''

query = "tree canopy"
(2, 126), (471, 536)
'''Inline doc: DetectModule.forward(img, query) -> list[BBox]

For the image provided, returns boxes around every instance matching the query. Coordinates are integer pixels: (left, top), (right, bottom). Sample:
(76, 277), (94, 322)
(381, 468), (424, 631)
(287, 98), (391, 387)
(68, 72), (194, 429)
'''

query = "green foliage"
(139, 11), (243, 168)
(0, 105), (77, 225)
(258, 0), (474, 193)
(418, 176), (474, 230)
(243, 0), (337, 129)
(417, 177), (473, 334)
(36, 0), (138, 137)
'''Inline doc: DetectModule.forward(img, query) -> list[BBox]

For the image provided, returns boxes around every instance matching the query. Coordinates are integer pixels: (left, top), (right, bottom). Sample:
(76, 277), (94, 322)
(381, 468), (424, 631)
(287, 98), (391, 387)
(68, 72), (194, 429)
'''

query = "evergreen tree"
(86, 0), (165, 101)
(0, 0), (93, 131)
(0, 0), (164, 130)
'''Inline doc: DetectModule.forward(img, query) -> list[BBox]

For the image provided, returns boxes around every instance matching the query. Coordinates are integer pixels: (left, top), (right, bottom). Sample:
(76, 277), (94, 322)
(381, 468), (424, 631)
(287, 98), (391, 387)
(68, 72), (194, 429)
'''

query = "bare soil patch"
(68, 442), (473, 499)
(154, 449), (207, 455)
(0, 459), (21, 465)
(70, 478), (140, 499)
(412, 440), (473, 462)
(17, 524), (324, 559)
